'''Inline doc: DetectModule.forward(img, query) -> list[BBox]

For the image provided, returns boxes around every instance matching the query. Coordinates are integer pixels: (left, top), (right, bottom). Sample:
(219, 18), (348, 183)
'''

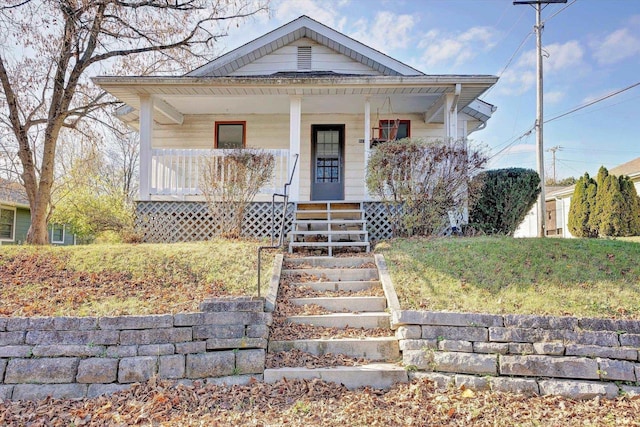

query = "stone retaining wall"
(394, 311), (640, 399)
(0, 298), (270, 401)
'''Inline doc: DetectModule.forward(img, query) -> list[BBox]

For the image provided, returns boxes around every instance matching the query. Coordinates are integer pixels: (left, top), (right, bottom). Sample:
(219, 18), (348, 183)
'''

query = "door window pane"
(315, 130), (340, 183)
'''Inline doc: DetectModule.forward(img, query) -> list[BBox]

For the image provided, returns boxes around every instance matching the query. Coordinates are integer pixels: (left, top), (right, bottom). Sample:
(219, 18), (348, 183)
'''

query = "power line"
(543, 0), (578, 23)
(545, 81), (640, 123)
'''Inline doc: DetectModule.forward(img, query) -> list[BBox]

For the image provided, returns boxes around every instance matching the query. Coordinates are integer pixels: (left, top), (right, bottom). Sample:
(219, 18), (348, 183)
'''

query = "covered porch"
(94, 75), (497, 202)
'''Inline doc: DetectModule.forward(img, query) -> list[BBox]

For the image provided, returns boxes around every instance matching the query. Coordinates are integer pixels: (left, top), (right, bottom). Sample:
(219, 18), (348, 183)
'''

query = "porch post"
(289, 96), (302, 201)
(139, 94), (153, 201)
(363, 97), (371, 200)
(444, 83), (461, 142)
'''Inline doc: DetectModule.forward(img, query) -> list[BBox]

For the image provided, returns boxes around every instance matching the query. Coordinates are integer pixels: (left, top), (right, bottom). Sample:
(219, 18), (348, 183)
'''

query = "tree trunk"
(27, 198), (50, 245)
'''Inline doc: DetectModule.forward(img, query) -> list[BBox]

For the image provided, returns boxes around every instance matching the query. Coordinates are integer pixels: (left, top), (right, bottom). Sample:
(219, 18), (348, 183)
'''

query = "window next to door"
(215, 121), (246, 149)
(379, 119), (410, 140)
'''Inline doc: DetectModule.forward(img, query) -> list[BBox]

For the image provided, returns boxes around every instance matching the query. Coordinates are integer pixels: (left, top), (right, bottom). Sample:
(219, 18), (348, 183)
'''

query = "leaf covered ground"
(2, 377), (639, 426)
(0, 241), (273, 317)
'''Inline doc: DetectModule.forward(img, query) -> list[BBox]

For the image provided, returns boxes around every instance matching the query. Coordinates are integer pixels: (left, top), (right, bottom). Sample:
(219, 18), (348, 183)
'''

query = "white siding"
(230, 38), (382, 76)
(151, 111), (461, 201)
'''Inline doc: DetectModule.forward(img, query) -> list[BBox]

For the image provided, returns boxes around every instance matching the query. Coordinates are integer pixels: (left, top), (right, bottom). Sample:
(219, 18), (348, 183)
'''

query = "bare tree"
(0, 0), (267, 244)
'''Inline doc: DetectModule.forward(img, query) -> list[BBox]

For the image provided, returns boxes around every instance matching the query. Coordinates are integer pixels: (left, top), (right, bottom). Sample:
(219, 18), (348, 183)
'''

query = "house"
(515, 157), (640, 238)
(0, 179), (76, 246)
(94, 15), (498, 246)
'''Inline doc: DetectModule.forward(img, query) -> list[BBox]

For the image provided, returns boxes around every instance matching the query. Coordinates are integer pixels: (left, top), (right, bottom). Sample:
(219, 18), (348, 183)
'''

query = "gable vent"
(297, 46), (312, 70)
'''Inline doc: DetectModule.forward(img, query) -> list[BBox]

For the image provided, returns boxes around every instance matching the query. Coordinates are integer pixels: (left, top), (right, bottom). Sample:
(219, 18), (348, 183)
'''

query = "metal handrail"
(257, 153), (299, 297)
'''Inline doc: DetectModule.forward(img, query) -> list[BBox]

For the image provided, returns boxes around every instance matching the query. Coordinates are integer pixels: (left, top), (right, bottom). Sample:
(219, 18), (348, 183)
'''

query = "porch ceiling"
(93, 75), (497, 123)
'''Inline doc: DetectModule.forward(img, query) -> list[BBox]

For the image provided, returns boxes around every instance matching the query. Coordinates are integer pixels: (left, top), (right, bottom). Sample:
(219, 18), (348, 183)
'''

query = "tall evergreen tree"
(568, 173), (597, 237)
(619, 176), (640, 235)
(588, 166), (609, 234)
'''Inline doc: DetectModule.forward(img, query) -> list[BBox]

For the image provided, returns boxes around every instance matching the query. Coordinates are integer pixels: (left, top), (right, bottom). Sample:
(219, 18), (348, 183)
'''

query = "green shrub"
(567, 172), (598, 237)
(468, 168), (540, 235)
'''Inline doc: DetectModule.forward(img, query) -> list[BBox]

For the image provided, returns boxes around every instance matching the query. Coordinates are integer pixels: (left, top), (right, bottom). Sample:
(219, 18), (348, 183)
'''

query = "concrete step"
(283, 268), (378, 281)
(292, 219), (366, 226)
(288, 280), (381, 292)
(290, 296), (387, 312)
(269, 337), (400, 361)
(264, 363), (408, 390)
(290, 230), (367, 236)
(287, 312), (390, 329)
(296, 202), (362, 211)
(295, 210), (363, 220)
(285, 257), (374, 268)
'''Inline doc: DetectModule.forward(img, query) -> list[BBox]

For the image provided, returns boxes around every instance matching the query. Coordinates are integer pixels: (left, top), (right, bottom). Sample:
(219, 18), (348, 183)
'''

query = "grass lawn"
(0, 240), (274, 317)
(376, 236), (640, 319)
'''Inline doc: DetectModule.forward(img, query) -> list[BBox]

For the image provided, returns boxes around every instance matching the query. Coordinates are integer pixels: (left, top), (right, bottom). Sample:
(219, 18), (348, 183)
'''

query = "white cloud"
(591, 28), (640, 65)
(497, 41), (585, 96)
(419, 26), (498, 68)
(274, 0), (344, 30)
(348, 12), (417, 53)
(502, 144), (536, 155)
(545, 90), (566, 104)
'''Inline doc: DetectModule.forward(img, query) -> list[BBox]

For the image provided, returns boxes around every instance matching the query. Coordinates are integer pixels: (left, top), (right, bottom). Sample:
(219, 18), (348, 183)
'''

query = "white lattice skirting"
(135, 201), (395, 243)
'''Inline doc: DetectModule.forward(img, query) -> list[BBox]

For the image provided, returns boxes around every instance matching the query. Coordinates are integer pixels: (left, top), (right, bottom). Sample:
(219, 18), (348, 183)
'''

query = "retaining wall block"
(621, 385), (640, 396)
(105, 345), (138, 358)
(4, 318), (29, 331)
(4, 358), (78, 384)
(403, 349), (434, 370)
(408, 371), (454, 389)
(87, 383), (132, 398)
(0, 318), (6, 332)
(0, 358), (6, 379)
(565, 344), (637, 361)
(538, 379), (618, 400)
(246, 325), (269, 339)
(504, 315), (578, 330)
(8, 318), (56, 331)
(499, 355), (599, 379)
(568, 331), (620, 347)
(454, 374), (489, 391)
(394, 311), (503, 327)
(473, 342), (509, 355)
(192, 325), (245, 340)
(98, 314), (173, 330)
(77, 358), (118, 384)
(579, 318), (640, 334)
(489, 327), (564, 343)
(32, 344), (105, 358)
(199, 297), (264, 313)
(596, 358), (636, 382)
(25, 330), (119, 346)
(202, 312), (272, 326)
(396, 326), (421, 340)
(0, 385), (13, 400)
(236, 349), (266, 375)
(438, 340), (473, 352)
(508, 343), (534, 355)
(490, 377), (539, 395)
(159, 354), (185, 379)
(533, 342), (565, 356)
(206, 374), (263, 387)
(137, 344), (175, 356)
(619, 334), (640, 348)
(120, 328), (192, 345)
(175, 341), (207, 354)
(173, 313), (204, 327)
(636, 365), (640, 381)
(118, 356), (157, 383)
(53, 317), (98, 331)
(12, 384), (87, 401)
(0, 345), (33, 358)
(186, 351), (235, 379)
(0, 332), (25, 346)
(422, 326), (488, 342)
(432, 352), (497, 375)
(399, 339), (437, 352)
(206, 338), (268, 350)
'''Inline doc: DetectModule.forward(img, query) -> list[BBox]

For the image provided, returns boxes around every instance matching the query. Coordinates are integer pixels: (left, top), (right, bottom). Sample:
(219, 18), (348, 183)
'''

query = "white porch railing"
(150, 148), (290, 196)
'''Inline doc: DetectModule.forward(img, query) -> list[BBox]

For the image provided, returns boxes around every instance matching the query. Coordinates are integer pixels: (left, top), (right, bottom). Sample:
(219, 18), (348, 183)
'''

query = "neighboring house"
(515, 157), (640, 238)
(94, 15), (498, 243)
(0, 179), (76, 246)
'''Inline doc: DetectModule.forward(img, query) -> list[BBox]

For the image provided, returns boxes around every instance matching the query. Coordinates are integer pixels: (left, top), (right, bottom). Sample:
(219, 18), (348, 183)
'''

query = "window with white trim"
(0, 207), (16, 241)
(51, 223), (65, 244)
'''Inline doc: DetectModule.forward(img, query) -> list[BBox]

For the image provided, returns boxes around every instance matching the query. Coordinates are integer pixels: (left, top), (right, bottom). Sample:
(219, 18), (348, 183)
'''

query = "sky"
(219, 0), (640, 181)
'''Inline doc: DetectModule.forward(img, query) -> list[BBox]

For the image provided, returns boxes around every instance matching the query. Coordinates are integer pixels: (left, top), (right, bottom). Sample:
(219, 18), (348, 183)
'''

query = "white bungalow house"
(94, 15), (498, 247)
(515, 157), (640, 238)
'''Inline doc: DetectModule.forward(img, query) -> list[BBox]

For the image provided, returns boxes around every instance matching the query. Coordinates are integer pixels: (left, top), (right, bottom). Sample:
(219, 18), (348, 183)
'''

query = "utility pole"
(546, 145), (562, 183)
(514, 0), (566, 238)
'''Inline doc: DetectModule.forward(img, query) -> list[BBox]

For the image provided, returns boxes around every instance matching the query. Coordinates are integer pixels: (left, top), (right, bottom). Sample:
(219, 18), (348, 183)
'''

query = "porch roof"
(93, 74), (498, 125)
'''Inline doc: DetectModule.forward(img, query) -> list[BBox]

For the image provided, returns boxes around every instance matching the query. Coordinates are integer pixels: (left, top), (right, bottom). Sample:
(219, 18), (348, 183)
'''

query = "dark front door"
(311, 125), (345, 200)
